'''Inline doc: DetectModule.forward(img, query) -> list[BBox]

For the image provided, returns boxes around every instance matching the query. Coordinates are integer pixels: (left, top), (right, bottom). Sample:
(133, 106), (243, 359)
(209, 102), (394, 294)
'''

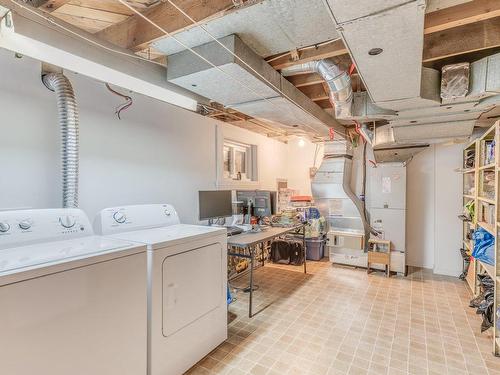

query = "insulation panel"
(153, 0), (339, 58)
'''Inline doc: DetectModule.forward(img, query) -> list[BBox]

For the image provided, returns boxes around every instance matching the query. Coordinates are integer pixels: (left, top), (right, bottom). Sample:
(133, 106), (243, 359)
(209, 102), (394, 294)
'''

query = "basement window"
(223, 140), (257, 182)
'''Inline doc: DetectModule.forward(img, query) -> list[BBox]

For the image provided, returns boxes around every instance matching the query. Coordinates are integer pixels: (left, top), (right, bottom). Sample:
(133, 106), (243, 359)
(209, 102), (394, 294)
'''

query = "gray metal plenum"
(311, 141), (370, 243)
(153, 0), (339, 57)
(165, 34), (343, 137)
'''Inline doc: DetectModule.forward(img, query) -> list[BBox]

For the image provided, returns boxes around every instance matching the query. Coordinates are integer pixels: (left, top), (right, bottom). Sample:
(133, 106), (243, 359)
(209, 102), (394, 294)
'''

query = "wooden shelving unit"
(461, 121), (500, 356)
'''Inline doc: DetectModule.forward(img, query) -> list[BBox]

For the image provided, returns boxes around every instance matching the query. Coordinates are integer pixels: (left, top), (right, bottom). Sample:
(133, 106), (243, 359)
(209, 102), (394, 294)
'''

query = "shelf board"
(462, 168), (476, 174)
(479, 163), (495, 171)
(463, 194), (475, 199)
(477, 221), (495, 235)
(478, 196), (496, 205)
(463, 240), (472, 251)
(478, 260), (495, 278)
(479, 163), (495, 170)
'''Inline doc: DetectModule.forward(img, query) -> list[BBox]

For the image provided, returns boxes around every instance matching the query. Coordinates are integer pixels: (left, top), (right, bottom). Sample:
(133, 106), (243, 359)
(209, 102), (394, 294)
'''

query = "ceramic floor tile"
(186, 262), (498, 374)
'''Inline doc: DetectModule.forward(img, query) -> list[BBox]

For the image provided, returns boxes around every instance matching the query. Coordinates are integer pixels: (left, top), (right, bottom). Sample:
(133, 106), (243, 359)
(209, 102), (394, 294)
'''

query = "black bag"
(270, 240), (304, 265)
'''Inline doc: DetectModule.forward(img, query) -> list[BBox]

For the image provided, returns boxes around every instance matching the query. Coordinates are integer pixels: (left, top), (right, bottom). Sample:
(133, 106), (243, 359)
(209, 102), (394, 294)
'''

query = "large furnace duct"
(42, 73), (79, 208)
(323, 0), (500, 162)
(312, 141), (370, 262)
(281, 59), (352, 118)
(164, 34), (344, 137)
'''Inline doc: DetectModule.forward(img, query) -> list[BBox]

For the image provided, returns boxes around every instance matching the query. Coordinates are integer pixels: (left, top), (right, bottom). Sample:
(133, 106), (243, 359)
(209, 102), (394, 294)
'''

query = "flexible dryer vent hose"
(42, 73), (79, 208)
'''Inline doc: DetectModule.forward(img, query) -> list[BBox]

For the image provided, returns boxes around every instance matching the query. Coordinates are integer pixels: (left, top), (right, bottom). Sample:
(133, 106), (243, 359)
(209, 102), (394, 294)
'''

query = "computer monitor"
(236, 190), (276, 217)
(198, 190), (233, 221)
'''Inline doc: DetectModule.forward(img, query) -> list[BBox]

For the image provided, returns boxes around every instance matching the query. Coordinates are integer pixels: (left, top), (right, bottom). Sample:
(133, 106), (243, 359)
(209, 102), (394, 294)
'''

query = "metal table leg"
(249, 245), (254, 318)
(303, 226), (307, 274)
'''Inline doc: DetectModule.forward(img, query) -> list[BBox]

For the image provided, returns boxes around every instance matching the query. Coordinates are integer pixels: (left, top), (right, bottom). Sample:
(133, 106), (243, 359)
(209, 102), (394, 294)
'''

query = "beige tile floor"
(187, 261), (499, 375)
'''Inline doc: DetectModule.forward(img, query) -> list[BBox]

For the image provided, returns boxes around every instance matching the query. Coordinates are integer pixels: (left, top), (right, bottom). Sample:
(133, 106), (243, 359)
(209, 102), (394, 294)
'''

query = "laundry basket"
(305, 238), (325, 261)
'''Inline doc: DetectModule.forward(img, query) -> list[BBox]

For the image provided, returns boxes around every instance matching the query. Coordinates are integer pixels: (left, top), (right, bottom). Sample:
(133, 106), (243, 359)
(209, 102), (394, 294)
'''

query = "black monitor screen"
(199, 190), (233, 221)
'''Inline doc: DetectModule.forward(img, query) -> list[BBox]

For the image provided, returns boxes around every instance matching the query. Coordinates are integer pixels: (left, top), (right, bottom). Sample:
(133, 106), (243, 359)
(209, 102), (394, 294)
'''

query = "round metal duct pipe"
(281, 59), (352, 118)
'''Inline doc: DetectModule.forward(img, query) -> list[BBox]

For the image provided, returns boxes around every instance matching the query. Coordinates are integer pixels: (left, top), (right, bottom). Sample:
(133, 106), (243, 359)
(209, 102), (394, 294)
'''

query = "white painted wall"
(407, 144), (463, 276)
(0, 49), (314, 224)
(0, 49), (464, 276)
(286, 138), (322, 195)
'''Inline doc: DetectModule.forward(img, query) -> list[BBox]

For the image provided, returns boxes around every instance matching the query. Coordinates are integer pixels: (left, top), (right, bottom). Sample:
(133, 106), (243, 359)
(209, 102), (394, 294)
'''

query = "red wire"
(348, 63), (356, 76)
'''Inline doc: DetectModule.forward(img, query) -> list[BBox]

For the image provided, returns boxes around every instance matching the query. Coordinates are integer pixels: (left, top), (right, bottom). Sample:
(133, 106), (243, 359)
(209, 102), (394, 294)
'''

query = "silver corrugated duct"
(281, 59), (352, 118)
(42, 73), (79, 208)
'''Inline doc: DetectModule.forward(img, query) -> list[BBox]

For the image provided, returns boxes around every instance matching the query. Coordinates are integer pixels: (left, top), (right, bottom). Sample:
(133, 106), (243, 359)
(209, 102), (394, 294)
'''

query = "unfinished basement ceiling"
(13, 0), (500, 146)
(152, 0), (339, 57)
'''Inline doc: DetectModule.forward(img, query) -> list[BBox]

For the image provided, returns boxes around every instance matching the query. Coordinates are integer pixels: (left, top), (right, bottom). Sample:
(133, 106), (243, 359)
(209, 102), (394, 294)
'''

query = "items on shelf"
(469, 274), (495, 332)
(464, 148), (475, 169)
(484, 139), (496, 165)
(464, 200), (475, 222)
(472, 227), (495, 266)
(459, 247), (471, 280)
(480, 170), (495, 199)
(478, 201), (495, 226)
(463, 172), (475, 195)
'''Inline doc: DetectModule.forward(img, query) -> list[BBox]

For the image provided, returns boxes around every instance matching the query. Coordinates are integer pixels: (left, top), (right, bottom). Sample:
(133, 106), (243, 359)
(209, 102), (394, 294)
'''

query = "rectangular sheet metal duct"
(165, 34), (343, 137)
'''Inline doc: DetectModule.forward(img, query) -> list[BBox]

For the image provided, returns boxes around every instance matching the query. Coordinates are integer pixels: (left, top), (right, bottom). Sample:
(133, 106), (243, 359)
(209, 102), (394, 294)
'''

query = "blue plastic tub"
(306, 238), (325, 261)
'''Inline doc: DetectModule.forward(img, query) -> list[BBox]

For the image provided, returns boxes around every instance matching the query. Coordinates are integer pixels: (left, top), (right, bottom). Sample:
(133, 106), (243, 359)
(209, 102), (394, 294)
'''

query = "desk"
(227, 225), (306, 317)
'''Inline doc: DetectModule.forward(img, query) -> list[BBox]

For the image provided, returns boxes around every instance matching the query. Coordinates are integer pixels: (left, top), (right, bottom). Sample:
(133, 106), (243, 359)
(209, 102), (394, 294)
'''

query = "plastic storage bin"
(306, 238), (325, 260)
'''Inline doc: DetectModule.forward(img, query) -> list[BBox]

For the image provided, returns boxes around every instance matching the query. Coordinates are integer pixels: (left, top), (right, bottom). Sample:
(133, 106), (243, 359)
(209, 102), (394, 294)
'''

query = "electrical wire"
(105, 83), (133, 119)
(119, 0), (349, 140)
(7, 0), (166, 67)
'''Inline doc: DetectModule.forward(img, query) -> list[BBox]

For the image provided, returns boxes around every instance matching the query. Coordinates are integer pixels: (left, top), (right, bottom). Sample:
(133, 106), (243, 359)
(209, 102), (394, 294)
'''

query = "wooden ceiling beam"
(38, 0), (71, 12)
(95, 0), (241, 52)
(285, 73), (323, 88)
(423, 17), (500, 62)
(267, 39), (349, 70)
(424, 0), (500, 34)
(269, 2), (500, 71)
(298, 83), (329, 102)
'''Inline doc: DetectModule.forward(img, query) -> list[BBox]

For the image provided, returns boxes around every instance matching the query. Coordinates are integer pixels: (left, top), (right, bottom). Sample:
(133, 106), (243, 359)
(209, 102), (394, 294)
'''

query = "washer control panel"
(0, 209), (92, 250)
(95, 204), (180, 235)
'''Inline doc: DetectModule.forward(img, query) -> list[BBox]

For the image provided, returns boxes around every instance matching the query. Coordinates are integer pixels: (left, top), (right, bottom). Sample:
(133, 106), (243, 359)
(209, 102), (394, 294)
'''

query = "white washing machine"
(0, 208), (148, 375)
(94, 204), (228, 375)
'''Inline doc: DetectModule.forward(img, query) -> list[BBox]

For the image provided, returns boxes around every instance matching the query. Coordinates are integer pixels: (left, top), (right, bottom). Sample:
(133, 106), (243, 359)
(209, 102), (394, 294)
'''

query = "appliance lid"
(0, 236), (144, 277)
(105, 224), (226, 250)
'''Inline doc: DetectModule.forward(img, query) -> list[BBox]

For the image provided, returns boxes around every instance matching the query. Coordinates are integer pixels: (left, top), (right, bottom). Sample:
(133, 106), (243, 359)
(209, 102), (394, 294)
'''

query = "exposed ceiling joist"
(298, 84), (329, 102)
(95, 0), (242, 52)
(38, 0), (69, 12)
(269, 3), (500, 70)
(267, 39), (348, 70)
(286, 73), (323, 88)
(424, 0), (500, 34)
(423, 17), (500, 62)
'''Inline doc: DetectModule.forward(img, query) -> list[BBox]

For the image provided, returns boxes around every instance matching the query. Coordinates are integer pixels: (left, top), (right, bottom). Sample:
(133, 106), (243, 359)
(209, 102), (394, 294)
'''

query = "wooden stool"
(367, 239), (391, 277)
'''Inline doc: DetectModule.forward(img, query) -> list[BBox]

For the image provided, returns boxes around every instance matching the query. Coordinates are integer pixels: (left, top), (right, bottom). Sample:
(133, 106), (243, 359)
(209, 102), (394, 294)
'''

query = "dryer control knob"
(165, 209), (171, 217)
(113, 212), (127, 224)
(19, 219), (32, 231)
(0, 222), (10, 233)
(59, 216), (76, 229)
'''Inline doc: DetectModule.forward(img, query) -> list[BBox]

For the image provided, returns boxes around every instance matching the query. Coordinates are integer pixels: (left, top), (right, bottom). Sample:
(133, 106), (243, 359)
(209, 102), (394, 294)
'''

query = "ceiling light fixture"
(298, 137), (305, 148)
